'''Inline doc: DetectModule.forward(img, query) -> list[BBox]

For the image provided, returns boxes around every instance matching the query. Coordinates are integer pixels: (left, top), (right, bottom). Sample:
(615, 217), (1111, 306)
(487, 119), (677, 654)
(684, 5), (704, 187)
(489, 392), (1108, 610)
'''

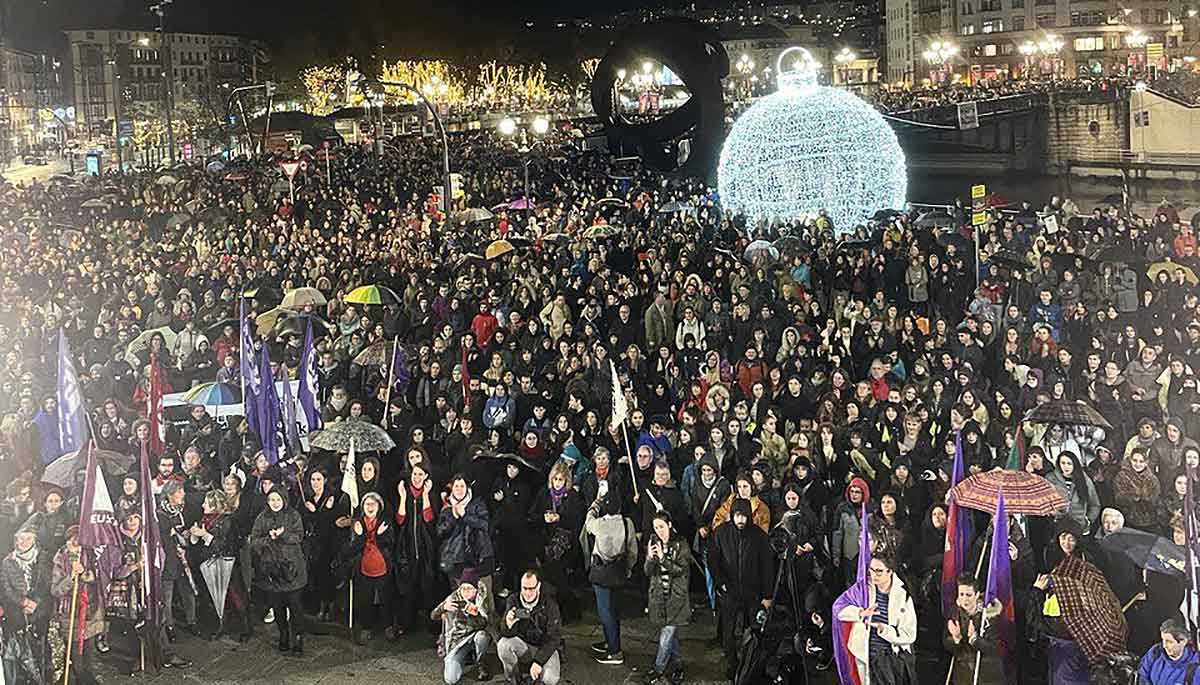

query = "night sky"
(6, 0), (669, 75)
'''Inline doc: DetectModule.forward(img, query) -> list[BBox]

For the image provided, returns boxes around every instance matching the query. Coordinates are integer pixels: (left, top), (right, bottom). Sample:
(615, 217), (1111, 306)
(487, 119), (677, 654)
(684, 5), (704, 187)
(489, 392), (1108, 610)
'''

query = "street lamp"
(735, 54), (755, 98)
(1126, 29), (1149, 73)
(497, 115), (549, 227)
(923, 40), (959, 85)
(1019, 41), (1038, 78)
(834, 47), (857, 86)
(1037, 34), (1064, 78)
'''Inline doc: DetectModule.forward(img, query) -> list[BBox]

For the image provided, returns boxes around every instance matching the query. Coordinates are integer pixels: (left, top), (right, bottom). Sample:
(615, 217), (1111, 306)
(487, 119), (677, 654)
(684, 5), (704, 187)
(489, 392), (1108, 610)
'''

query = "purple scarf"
(549, 485), (567, 511)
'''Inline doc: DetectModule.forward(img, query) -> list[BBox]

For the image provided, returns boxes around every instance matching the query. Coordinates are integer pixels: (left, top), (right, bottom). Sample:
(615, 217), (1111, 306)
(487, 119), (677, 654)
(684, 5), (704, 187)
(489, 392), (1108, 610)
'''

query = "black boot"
(277, 626), (290, 653)
(291, 633), (304, 656)
(239, 611), (253, 643)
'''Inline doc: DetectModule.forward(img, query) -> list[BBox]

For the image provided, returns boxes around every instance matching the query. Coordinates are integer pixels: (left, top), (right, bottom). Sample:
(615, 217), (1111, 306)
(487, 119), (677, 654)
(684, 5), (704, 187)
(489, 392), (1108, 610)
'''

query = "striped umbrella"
(343, 284), (400, 306)
(948, 469), (1067, 516)
(181, 381), (242, 407)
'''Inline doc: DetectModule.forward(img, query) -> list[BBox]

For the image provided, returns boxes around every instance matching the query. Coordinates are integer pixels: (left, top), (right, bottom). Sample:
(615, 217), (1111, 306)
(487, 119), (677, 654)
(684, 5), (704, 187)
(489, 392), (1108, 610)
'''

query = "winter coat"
(1113, 463), (1162, 531)
(248, 488), (308, 593)
(1137, 643), (1200, 684)
(645, 534), (693, 627)
(906, 263), (930, 303)
(1045, 469), (1101, 532)
(437, 492), (493, 576)
(0, 545), (52, 626)
(341, 511), (396, 579)
(711, 494), (770, 533)
(710, 517), (774, 609)
(52, 545), (105, 640)
(498, 590), (562, 666)
(394, 483), (441, 596)
(944, 601), (1005, 685)
(583, 504), (638, 588)
(431, 583), (490, 657)
(836, 574), (917, 667)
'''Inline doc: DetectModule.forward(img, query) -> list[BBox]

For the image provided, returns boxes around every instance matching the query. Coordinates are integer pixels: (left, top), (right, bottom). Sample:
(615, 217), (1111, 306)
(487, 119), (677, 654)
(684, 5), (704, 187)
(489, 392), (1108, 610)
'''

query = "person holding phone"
(431, 575), (491, 684)
(645, 511), (692, 684)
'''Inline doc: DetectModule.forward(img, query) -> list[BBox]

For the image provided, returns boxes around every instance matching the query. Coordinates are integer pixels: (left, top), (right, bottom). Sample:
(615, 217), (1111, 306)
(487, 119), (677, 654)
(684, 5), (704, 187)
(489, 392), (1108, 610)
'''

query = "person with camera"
(498, 569), (563, 685)
(644, 511), (691, 684)
(432, 573), (491, 684)
(710, 497), (774, 679)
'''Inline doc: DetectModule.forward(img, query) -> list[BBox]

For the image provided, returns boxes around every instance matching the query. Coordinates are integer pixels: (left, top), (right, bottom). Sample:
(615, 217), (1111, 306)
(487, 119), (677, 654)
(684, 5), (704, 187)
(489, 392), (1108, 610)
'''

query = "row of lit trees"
(299, 58), (602, 115)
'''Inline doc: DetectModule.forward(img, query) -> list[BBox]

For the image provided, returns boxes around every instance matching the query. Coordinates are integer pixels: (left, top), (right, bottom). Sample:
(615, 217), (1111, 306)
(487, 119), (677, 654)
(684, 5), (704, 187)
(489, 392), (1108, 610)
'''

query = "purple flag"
(78, 443), (123, 612)
(1185, 467), (1200, 646)
(281, 360), (299, 454)
(943, 431), (974, 619)
(296, 319), (321, 433)
(257, 345), (281, 463)
(138, 440), (165, 627)
(390, 341), (411, 396)
(985, 489), (1016, 684)
(56, 329), (87, 456)
(832, 504), (871, 685)
(239, 296), (260, 437)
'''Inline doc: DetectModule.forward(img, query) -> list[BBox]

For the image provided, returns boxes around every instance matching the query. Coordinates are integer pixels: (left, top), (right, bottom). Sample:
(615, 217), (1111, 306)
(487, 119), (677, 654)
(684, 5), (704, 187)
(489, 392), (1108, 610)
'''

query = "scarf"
(12, 545), (37, 590)
(700, 471), (716, 488)
(448, 488), (473, 511)
(549, 485), (567, 510)
(595, 463), (609, 480)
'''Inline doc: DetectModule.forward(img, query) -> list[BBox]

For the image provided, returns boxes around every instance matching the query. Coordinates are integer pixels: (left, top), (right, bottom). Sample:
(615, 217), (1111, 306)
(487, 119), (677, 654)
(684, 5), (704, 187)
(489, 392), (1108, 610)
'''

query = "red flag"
(460, 345), (470, 408)
(147, 353), (166, 456)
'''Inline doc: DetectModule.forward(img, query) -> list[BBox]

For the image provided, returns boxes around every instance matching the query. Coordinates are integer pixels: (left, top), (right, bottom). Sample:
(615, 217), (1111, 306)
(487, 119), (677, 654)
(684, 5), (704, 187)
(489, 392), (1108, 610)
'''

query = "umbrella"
(180, 381), (241, 407)
(343, 284), (399, 306)
(948, 470), (1067, 516)
(743, 239), (779, 263)
(915, 209), (955, 229)
(581, 224), (616, 239)
(486, 452), (540, 472)
(254, 306), (326, 337)
(773, 236), (806, 259)
(1049, 252), (1096, 274)
(205, 160), (226, 174)
(223, 171), (247, 182)
(199, 557), (235, 621)
(989, 248), (1032, 271)
(197, 206), (233, 228)
(1148, 260), (1198, 285)
(1099, 193), (1125, 206)
(58, 229), (83, 247)
(936, 230), (971, 253)
(165, 212), (191, 230)
(1100, 528), (1186, 576)
(872, 208), (903, 221)
(595, 197), (629, 209)
(80, 198), (109, 210)
(455, 207), (494, 224)
(541, 233), (572, 245)
(42, 449), (135, 487)
(125, 326), (178, 366)
(658, 200), (694, 214)
(353, 340), (395, 367)
(309, 420), (396, 453)
(506, 235), (534, 250)
(1023, 400), (1113, 429)
(485, 239), (515, 260)
(506, 198), (534, 210)
(280, 286), (328, 309)
(837, 238), (874, 252)
(155, 174), (179, 186)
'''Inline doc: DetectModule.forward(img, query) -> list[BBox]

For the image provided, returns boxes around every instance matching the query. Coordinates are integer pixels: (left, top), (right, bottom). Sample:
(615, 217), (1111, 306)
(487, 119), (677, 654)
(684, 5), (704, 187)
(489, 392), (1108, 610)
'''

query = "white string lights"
(718, 47), (907, 231)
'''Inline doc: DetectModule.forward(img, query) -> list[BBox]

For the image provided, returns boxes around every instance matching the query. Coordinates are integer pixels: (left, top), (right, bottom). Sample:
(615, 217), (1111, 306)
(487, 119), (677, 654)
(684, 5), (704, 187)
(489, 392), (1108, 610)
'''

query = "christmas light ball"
(718, 48), (907, 231)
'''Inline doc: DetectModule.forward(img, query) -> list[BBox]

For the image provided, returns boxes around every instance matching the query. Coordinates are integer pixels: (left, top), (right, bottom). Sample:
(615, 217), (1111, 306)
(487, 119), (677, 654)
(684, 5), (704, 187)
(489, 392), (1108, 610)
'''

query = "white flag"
(341, 436), (359, 511)
(609, 359), (627, 430)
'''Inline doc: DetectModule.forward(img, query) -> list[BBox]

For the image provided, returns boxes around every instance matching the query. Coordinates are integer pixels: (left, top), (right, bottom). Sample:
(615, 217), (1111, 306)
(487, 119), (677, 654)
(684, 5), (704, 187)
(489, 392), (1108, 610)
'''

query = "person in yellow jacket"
(709, 471), (770, 533)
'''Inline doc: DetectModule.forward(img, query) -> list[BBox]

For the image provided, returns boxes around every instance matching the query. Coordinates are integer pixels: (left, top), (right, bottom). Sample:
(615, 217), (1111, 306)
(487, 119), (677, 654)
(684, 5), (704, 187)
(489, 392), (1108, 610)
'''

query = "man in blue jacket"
(1138, 618), (1200, 685)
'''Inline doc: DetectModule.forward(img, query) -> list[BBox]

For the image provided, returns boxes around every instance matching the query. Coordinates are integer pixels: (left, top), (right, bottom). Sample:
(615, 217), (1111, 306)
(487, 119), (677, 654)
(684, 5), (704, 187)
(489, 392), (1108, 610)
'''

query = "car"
(21, 153), (47, 165)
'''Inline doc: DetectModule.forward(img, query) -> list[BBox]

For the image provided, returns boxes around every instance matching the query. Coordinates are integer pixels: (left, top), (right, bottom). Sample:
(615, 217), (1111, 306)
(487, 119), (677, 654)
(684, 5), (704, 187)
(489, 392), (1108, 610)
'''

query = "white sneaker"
(264, 608), (275, 624)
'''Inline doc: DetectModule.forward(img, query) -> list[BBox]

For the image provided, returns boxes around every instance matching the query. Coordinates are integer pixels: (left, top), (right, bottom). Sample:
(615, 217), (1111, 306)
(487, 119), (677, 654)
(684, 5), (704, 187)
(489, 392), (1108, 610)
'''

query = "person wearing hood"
(786, 455), (830, 513)
(491, 459), (534, 599)
(772, 482), (823, 593)
(1137, 618), (1200, 685)
(710, 471), (770, 533)
(710, 497), (774, 679)
(248, 485), (308, 655)
(432, 574), (491, 684)
(584, 488), (638, 666)
(342, 491), (395, 645)
(833, 477), (872, 588)
(1114, 449), (1162, 531)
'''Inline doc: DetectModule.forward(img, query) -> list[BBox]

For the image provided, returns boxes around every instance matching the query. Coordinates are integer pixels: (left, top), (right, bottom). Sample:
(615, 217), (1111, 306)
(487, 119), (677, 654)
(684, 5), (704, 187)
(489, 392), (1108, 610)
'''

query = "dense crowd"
(0, 125), (1198, 685)
(869, 75), (1138, 113)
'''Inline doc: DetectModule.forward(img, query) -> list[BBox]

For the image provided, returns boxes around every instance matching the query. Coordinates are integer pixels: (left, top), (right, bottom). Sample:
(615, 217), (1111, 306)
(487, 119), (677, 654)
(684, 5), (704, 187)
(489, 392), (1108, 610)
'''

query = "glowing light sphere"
(718, 47), (906, 231)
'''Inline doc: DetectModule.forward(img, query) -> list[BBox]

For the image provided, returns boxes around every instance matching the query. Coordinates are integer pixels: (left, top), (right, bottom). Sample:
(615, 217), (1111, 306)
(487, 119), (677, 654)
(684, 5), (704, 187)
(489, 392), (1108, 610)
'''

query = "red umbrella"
(948, 469), (1066, 516)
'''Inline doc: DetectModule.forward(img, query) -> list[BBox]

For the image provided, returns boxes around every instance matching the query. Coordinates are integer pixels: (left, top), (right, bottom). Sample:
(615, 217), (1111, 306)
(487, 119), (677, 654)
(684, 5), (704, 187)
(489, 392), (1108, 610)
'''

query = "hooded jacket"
(710, 499), (774, 609)
(248, 486), (308, 593)
(833, 477), (872, 563)
(431, 582), (490, 657)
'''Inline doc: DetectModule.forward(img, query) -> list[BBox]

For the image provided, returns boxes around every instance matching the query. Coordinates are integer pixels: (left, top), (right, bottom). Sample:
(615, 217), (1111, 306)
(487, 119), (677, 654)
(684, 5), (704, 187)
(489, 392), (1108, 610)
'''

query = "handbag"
(544, 527), (573, 562)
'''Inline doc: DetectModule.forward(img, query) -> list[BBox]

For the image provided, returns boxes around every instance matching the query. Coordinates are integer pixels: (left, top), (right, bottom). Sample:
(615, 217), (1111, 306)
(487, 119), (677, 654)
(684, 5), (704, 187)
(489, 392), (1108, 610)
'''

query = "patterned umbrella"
(353, 340), (394, 367)
(181, 381), (241, 407)
(948, 469), (1067, 516)
(1050, 554), (1127, 664)
(343, 284), (399, 306)
(309, 420), (396, 453)
(1023, 400), (1113, 430)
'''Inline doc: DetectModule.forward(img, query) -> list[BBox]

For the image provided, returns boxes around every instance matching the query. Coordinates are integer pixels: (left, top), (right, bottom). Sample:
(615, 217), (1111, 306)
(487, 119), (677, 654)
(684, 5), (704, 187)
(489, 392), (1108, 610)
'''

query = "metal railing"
(1070, 148), (1200, 167)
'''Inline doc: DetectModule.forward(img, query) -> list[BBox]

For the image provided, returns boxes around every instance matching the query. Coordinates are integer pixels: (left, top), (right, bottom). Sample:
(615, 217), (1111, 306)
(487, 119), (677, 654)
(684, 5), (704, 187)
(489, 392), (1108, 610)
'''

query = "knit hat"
(561, 444), (582, 464)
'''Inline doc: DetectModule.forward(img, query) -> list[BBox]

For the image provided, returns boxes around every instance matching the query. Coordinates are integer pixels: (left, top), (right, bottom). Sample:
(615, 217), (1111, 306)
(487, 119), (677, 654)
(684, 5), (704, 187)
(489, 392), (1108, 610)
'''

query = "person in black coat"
(392, 462), (441, 638)
(300, 468), (349, 622)
(490, 460), (535, 598)
(710, 497), (775, 678)
(341, 491), (396, 645)
(158, 481), (198, 642)
(527, 461), (585, 622)
(188, 489), (251, 641)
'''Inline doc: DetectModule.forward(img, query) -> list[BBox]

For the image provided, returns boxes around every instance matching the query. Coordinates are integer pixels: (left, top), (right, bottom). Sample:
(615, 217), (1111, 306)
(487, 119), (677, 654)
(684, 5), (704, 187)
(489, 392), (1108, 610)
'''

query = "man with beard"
(710, 498), (774, 678)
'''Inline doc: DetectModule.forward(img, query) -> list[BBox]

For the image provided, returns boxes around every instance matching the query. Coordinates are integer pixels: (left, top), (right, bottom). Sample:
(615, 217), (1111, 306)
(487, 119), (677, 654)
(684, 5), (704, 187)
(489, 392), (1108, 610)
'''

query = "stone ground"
(92, 600), (842, 684)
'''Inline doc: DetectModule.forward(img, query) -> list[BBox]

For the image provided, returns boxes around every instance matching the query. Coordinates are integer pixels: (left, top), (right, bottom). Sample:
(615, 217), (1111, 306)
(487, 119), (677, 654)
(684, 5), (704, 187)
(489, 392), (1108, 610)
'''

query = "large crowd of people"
(0, 123), (1198, 685)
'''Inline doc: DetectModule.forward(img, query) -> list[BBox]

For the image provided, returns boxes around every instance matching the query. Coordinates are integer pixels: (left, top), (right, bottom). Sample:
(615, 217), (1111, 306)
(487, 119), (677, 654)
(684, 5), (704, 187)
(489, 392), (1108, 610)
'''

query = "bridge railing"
(1070, 148), (1200, 167)
(885, 93), (1046, 127)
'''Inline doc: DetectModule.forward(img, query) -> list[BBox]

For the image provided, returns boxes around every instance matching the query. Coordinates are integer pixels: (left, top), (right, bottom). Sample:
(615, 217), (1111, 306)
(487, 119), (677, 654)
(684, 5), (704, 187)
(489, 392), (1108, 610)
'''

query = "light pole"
(834, 47), (857, 86)
(923, 40), (959, 85)
(1037, 34), (1065, 78)
(735, 54), (755, 99)
(378, 78), (452, 212)
(498, 115), (549, 227)
(1019, 41), (1038, 78)
(151, 1), (175, 164)
(1127, 29), (1149, 74)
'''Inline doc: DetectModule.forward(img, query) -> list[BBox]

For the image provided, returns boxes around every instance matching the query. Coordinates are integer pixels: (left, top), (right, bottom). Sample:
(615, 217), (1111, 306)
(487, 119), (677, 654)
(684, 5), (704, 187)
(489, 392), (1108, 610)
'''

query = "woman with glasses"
(835, 554), (918, 684)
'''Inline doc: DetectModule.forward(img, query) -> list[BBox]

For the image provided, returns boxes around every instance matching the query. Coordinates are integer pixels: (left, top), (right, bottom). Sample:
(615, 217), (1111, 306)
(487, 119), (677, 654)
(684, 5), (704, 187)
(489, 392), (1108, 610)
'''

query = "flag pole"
(62, 573), (79, 685)
(382, 335), (398, 429)
(620, 420), (638, 498)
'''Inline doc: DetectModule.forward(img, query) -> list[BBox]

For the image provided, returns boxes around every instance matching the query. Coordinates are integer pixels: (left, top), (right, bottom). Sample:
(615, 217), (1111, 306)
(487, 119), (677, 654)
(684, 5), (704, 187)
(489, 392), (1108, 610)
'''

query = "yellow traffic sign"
(971, 184), (986, 200)
(972, 211), (988, 226)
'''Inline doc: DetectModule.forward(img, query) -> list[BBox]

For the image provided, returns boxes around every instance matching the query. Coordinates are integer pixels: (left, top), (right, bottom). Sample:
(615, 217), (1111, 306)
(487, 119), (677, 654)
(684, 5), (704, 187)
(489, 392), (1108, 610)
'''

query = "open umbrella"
(343, 284), (399, 306)
(505, 198), (535, 210)
(309, 420), (396, 453)
(223, 171), (247, 182)
(205, 160), (226, 174)
(743, 239), (779, 263)
(455, 207), (494, 224)
(948, 470), (1067, 516)
(280, 287), (327, 309)
(79, 198), (109, 210)
(197, 206), (233, 228)
(125, 326), (178, 367)
(1148, 260), (1198, 285)
(872, 208), (903, 222)
(936, 230), (971, 253)
(181, 381), (241, 407)
(155, 174), (179, 186)
(353, 340), (395, 367)
(540, 233), (572, 245)
(989, 248), (1032, 271)
(58, 229), (83, 248)
(916, 209), (955, 229)
(42, 449), (135, 487)
(1050, 252), (1096, 274)
(581, 224), (616, 239)
(165, 212), (191, 230)
(773, 236), (806, 259)
(1099, 193), (1125, 206)
(658, 200), (694, 214)
(200, 556), (235, 622)
(485, 239), (515, 260)
(595, 197), (629, 209)
(1023, 400), (1113, 430)
(254, 307), (330, 337)
(1100, 528), (1186, 576)
(485, 452), (541, 472)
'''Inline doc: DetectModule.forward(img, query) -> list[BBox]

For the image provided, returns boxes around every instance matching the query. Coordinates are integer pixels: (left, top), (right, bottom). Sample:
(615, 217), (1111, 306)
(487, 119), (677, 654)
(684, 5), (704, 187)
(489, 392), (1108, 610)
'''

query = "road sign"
(280, 160), (300, 179)
(971, 184), (986, 200)
(957, 101), (979, 130)
(972, 211), (988, 226)
(117, 120), (134, 137)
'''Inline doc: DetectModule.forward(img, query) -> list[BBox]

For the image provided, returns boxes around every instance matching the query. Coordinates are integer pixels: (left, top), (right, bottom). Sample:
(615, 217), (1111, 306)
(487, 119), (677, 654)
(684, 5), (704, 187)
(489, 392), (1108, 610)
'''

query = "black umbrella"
(1100, 528), (1186, 576)
(1050, 252), (1096, 274)
(989, 248), (1032, 271)
(872, 208), (903, 222)
(1023, 400), (1112, 430)
(1100, 193), (1125, 206)
(486, 452), (540, 472)
(936, 231), (971, 253)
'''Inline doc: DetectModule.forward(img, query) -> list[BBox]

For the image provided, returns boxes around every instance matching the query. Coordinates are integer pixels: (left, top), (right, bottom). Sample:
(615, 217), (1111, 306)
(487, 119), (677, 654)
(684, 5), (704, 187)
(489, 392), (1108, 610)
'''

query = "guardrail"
(1071, 148), (1200, 167)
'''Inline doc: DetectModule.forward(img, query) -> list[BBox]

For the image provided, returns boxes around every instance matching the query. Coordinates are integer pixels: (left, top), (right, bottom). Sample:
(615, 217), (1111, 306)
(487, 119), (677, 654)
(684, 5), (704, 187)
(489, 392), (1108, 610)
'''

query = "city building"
(63, 28), (268, 153)
(0, 47), (65, 156)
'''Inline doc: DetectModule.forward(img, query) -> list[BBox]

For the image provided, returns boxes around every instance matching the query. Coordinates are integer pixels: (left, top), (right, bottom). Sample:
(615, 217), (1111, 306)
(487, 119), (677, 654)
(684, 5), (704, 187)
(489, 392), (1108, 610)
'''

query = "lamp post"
(1037, 34), (1065, 78)
(1019, 41), (1038, 78)
(735, 54), (755, 99)
(923, 40), (959, 85)
(498, 115), (549, 227)
(151, 0), (175, 164)
(1126, 29), (1149, 74)
(379, 78), (452, 212)
(834, 47), (857, 86)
